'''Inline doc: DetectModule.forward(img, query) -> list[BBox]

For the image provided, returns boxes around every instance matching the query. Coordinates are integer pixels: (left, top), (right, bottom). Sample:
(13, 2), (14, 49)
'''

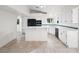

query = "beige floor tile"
(0, 32), (79, 53)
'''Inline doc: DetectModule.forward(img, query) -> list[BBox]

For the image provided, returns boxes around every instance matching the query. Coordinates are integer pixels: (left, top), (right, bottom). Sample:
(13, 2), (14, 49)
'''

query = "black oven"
(27, 19), (42, 26)
(28, 19), (36, 26)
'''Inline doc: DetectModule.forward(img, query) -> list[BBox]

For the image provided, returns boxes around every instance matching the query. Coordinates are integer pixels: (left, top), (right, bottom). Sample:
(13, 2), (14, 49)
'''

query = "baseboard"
(2, 39), (16, 48)
(0, 32), (17, 48)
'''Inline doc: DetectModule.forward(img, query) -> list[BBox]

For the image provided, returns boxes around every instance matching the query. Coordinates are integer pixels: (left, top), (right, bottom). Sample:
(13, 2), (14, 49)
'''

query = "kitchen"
(0, 5), (79, 53)
(21, 5), (79, 48)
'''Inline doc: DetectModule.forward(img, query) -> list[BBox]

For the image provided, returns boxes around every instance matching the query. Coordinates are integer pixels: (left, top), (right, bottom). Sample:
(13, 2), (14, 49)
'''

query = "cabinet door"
(72, 8), (78, 23)
(59, 28), (62, 40)
(67, 30), (78, 48)
(62, 28), (67, 44)
(47, 26), (55, 35)
(59, 27), (67, 44)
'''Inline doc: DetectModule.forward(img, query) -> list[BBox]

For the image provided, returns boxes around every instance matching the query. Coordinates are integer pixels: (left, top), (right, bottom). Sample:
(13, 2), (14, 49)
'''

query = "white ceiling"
(28, 5), (79, 12)
(28, 5), (64, 13)
(27, 5), (79, 17)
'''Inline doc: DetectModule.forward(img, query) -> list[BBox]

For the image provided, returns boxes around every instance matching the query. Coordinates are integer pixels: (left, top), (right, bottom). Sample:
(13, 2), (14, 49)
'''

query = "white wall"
(0, 8), (17, 47)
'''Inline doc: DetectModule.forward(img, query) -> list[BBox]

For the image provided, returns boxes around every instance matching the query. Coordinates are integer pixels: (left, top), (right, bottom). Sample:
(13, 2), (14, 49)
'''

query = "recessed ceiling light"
(40, 5), (44, 8)
(35, 5), (44, 8)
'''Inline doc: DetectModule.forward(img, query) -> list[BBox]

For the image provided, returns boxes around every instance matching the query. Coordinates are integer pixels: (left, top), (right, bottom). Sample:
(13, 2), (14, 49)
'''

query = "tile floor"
(0, 33), (79, 53)
(32, 34), (79, 53)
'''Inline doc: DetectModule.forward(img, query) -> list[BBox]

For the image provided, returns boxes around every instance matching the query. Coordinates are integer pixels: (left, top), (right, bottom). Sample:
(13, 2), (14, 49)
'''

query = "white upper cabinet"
(72, 7), (79, 23)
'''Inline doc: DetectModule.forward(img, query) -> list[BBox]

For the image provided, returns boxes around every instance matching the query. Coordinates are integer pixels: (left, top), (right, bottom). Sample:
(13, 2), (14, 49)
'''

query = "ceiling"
(27, 5), (79, 17)
(28, 5), (79, 12)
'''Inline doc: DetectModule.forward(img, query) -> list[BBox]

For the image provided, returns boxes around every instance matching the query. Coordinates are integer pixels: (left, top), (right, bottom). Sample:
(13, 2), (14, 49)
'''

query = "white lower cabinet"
(67, 30), (78, 48)
(59, 27), (78, 48)
(59, 27), (67, 44)
(47, 26), (55, 35)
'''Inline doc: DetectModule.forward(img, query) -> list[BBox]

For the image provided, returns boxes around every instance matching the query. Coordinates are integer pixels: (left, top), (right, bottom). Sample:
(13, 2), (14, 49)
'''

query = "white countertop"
(25, 23), (78, 31)
(42, 23), (79, 29)
(26, 26), (48, 28)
